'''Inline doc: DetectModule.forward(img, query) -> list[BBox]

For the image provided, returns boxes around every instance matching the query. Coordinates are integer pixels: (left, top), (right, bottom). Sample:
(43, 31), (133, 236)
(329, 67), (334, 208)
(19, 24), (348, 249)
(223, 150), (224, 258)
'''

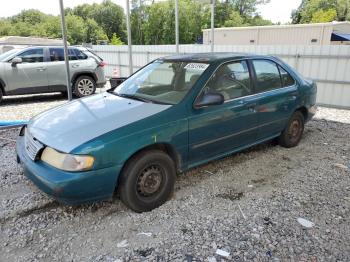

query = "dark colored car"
(16, 53), (317, 212)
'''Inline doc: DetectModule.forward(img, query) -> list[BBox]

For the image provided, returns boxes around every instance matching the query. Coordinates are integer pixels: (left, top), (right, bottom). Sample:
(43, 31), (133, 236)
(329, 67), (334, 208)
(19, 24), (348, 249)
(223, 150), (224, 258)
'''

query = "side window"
(279, 66), (295, 87)
(74, 49), (88, 60)
(252, 60), (282, 93)
(17, 48), (44, 63)
(49, 48), (77, 61)
(205, 60), (252, 100)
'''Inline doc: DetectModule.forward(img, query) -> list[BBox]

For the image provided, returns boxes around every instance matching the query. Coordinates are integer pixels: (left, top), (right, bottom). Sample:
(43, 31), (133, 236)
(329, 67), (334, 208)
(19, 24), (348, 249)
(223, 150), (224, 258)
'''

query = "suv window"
(74, 49), (88, 60)
(205, 60), (252, 100)
(279, 66), (295, 87)
(17, 48), (44, 63)
(49, 48), (78, 61)
(252, 60), (282, 93)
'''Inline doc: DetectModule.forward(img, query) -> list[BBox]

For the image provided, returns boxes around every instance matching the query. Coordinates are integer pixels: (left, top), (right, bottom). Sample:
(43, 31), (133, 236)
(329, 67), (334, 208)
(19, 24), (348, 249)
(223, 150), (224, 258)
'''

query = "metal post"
(210, 0), (215, 52)
(175, 0), (179, 54)
(126, 0), (133, 75)
(59, 0), (72, 101)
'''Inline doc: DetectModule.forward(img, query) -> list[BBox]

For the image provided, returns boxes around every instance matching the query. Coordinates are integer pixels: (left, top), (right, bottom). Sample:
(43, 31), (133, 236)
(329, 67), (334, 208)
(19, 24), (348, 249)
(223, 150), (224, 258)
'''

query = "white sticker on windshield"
(184, 63), (209, 71)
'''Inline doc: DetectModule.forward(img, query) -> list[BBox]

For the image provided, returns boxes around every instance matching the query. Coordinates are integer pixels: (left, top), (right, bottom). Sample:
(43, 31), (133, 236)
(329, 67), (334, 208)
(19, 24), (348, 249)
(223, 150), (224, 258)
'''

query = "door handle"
(246, 102), (257, 112)
(36, 67), (46, 71)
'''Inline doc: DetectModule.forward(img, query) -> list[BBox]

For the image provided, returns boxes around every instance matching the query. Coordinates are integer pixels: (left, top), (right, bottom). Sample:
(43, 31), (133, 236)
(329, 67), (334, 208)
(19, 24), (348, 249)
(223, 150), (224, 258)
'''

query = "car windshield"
(0, 49), (20, 61)
(114, 60), (209, 105)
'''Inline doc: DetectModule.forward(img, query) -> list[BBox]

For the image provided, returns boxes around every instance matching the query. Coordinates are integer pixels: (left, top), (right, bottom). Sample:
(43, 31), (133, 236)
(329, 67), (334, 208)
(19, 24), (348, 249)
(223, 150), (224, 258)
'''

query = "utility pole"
(175, 0), (179, 54)
(126, 0), (133, 75)
(59, 0), (72, 101)
(210, 0), (215, 52)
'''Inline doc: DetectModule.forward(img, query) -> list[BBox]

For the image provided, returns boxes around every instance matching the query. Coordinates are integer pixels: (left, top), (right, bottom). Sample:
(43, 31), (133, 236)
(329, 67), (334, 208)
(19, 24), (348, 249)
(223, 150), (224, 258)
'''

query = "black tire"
(278, 111), (305, 148)
(73, 75), (96, 98)
(118, 150), (176, 212)
(0, 88), (3, 104)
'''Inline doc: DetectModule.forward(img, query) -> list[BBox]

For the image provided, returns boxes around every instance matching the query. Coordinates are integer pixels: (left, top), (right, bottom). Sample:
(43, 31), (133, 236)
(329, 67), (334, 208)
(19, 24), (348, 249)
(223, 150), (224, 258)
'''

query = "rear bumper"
(16, 136), (122, 205)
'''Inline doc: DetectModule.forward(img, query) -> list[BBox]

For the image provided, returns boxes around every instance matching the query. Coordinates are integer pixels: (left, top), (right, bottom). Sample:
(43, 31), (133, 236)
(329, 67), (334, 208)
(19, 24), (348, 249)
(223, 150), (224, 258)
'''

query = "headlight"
(41, 147), (94, 172)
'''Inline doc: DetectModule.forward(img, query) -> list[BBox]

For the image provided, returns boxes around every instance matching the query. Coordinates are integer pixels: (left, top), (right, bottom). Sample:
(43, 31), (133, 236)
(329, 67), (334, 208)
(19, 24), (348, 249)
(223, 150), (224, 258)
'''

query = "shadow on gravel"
(1, 93), (67, 105)
(16, 201), (60, 218)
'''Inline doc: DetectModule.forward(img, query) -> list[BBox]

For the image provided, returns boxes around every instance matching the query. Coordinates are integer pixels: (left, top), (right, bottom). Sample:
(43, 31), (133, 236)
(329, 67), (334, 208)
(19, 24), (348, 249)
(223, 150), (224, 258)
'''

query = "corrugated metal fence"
(93, 44), (350, 109)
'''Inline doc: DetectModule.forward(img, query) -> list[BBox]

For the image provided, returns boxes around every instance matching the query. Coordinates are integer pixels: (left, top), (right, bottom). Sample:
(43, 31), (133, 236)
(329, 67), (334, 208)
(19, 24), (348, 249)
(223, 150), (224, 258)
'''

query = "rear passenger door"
(46, 48), (79, 91)
(251, 59), (298, 140)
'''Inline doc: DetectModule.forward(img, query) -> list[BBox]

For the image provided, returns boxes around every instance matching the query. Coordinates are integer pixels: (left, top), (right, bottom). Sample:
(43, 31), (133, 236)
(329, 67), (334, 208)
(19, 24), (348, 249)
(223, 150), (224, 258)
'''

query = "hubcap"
(137, 165), (163, 197)
(288, 119), (301, 140)
(77, 79), (94, 96)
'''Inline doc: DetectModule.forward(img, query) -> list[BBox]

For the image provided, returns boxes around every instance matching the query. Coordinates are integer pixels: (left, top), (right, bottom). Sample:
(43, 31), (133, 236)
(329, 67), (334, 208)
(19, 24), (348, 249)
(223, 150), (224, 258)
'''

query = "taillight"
(98, 61), (107, 67)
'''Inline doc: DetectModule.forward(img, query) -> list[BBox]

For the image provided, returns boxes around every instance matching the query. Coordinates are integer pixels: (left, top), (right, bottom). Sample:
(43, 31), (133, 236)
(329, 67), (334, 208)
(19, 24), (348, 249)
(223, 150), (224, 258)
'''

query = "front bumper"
(16, 136), (122, 205)
(307, 105), (317, 122)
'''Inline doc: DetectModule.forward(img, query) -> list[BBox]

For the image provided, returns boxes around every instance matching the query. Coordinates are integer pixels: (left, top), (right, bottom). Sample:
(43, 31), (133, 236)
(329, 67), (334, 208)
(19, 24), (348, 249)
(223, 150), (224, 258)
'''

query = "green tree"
(311, 9), (337, 22)
(110, 33), (124, 45)
(90, 0), (126, 42)
(224, 11), (244, 27)
(0, 20), (13, 36)
(291, 0), (350, 24)
(84, 18), (108, 44)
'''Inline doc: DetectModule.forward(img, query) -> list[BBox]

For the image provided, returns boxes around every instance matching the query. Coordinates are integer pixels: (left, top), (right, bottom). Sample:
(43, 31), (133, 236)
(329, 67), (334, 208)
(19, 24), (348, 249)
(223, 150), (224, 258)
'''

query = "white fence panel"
(93, 44), (350, 109)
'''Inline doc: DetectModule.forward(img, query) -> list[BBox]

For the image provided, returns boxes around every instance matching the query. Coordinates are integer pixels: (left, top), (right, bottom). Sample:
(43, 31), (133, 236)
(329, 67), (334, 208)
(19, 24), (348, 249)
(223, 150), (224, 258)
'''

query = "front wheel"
(73, 76), (96, 97)
(118, 150), (176, 212)
(278, 111), (305, 148)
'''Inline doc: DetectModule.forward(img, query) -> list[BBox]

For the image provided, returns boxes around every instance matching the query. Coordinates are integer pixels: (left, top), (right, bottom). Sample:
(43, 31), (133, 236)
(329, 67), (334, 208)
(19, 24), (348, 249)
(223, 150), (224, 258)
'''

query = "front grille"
(24, 129), (43, 161)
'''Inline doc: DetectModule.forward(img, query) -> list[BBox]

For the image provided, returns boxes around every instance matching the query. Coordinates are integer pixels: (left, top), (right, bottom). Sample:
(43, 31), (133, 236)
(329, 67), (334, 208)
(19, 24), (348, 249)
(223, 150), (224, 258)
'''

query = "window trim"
(193, 59), (254, 107)
(14, 47), (45, 63)
(277, 64), (296, 88)
(250, 58), (297, 94)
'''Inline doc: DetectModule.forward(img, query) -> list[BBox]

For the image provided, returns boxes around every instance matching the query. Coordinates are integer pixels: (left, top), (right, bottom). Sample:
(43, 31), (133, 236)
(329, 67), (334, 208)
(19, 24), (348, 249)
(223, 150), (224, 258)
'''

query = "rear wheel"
(118, 150), (176, 212)
(73, 76), (96, 97)
(278, 111), (305, 148)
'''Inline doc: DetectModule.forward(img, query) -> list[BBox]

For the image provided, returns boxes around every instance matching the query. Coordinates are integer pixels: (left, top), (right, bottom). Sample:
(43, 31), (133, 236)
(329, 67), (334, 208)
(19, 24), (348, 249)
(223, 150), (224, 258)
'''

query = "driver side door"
(4, 47), (49, 95)
(188, 60), (259, 166)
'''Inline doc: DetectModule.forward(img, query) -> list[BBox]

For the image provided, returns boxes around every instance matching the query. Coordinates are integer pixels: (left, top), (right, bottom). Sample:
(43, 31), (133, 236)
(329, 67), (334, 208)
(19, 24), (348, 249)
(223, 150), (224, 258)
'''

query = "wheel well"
(0, 79), (5, 95)
(124, 143), (181, 173)
(296, 107), (308, 120)
(72, 73), (97, 86)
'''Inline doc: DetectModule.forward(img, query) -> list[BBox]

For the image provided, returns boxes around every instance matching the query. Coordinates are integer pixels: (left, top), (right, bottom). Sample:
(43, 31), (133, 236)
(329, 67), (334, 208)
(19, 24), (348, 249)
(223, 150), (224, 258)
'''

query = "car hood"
(28, 92), (171, 153)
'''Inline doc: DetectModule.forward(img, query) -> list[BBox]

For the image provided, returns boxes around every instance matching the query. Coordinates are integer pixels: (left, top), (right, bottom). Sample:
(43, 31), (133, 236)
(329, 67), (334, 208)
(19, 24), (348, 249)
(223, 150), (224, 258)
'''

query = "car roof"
(161, 52), (274, 63)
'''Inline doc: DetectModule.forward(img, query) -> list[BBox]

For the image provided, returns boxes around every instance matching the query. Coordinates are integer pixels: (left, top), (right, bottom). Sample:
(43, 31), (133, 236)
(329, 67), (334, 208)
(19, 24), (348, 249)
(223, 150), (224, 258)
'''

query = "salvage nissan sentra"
(16, 53), (317, 212)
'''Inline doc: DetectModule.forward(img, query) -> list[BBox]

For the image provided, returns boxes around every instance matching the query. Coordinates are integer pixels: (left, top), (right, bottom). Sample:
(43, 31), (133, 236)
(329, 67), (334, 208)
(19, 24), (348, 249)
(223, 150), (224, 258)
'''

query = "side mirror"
(194, 92), (224, 108)
(11, 57), (22, 67)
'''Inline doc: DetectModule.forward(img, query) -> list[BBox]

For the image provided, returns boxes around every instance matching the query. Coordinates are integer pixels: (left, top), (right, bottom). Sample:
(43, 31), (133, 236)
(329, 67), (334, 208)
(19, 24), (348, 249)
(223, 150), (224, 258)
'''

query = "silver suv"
(0, 46), (106, 103)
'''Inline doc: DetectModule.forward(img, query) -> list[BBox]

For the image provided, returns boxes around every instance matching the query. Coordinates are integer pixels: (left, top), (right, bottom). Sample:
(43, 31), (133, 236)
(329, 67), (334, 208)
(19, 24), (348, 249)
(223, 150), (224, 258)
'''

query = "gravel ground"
(0, 86), (108, 121)
(0, 105), (349, 262)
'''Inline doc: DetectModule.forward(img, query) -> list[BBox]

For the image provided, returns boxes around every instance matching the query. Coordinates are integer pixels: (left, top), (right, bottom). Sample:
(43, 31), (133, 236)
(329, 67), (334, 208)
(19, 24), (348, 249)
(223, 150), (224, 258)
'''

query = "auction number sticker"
(184, 63), (209, 71)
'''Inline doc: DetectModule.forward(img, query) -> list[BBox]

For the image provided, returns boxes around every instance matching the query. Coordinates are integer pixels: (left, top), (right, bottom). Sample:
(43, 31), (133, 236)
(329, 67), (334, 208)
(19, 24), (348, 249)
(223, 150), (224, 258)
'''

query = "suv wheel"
(0, 88), (3, 103)
(278, 111), (305, 148)
(118, 150), (176, 212)
(74, 76), (96, 97)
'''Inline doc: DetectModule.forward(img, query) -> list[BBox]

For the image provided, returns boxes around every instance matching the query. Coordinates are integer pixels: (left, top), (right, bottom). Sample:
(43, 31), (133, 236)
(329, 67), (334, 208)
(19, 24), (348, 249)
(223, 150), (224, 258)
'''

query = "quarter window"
(75, 49), (88, 60)
(279, 66), (295, 87)
(252, 60), (282, 92)
(204, 60), (252, 100)
(17, 48), (44, 63)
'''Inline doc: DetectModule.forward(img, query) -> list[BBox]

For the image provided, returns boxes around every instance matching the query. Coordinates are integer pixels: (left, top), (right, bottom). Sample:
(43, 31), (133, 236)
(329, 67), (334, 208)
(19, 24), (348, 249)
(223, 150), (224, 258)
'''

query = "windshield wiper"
(114, 93), (153, 103)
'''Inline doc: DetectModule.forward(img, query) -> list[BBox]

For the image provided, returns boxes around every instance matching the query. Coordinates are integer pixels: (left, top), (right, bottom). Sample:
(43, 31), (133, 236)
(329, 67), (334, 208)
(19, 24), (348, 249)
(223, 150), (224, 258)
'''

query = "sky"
(0, 0), (302, 24)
